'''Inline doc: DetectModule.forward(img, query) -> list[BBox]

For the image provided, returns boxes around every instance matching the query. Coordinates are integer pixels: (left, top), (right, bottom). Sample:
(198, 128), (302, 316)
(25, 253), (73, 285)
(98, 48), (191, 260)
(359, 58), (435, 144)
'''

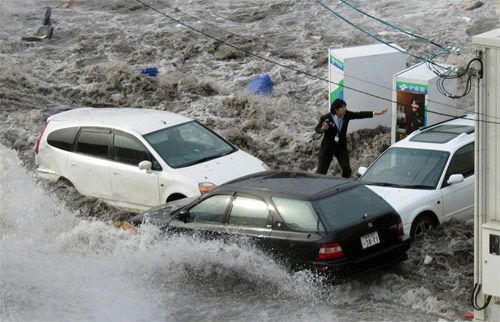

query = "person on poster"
(406, 96), (425, 134)
(315, 98), (388, 178)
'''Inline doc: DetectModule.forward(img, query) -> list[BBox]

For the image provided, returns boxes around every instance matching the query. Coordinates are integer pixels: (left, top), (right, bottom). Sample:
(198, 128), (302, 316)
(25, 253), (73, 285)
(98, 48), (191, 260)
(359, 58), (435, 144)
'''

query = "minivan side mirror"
(138, 160), (152, 171)
(177, 208), (190, 223)
(358, 166), (368, 176)
(447, 174), (465, 185)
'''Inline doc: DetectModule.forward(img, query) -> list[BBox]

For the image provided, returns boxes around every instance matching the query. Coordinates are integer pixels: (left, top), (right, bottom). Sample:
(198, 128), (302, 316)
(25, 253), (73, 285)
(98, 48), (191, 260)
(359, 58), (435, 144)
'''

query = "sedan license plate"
(361, 231), (380, 249)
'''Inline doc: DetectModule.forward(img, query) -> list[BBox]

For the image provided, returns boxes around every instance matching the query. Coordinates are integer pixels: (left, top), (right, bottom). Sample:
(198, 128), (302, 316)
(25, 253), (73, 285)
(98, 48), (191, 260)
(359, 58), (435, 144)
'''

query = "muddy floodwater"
(1, 0), (498, 321)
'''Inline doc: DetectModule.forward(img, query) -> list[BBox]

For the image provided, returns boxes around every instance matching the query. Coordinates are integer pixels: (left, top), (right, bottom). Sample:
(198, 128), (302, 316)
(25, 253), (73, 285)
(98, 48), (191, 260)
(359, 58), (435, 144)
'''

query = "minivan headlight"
(199, 182), (217, 194)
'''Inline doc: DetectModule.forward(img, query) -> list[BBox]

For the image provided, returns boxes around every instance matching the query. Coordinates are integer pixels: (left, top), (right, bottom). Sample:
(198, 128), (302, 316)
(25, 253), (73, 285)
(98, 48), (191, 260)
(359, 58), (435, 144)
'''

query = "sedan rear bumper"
(311, 234), (411, 281)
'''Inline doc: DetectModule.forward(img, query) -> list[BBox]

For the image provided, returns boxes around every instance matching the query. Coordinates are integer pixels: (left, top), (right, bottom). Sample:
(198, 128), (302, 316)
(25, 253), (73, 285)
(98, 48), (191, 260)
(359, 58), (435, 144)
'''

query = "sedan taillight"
(318, 243), (344, 260)
(397, 217), (404, 235)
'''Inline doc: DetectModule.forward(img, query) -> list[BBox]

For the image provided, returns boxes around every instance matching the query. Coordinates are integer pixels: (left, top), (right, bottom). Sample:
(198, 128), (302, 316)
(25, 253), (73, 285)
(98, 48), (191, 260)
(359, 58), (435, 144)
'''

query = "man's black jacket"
(315, 110), (373, 149)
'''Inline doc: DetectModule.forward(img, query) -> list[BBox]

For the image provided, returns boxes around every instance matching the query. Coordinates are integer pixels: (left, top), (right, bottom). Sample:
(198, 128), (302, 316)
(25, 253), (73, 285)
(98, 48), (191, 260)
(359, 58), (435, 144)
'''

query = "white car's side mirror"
(138, 160), (152, 171)
(358, 166), (368, 176)
(447, 174), (464, 185)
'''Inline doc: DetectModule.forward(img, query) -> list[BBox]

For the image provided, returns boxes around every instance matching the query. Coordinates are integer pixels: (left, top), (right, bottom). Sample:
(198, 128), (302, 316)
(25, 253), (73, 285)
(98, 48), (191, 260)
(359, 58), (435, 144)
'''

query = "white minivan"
(35, 108), (270, 211)
(358, 116), (475, 239)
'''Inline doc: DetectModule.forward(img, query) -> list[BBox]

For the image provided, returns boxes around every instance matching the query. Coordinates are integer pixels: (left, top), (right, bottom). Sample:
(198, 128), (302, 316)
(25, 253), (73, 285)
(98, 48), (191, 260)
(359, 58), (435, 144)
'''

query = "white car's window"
(272, 197), (324, 232)
(189, 195), (231, 223)
(113, 134), (152, 166)
(442, 143), (474, 187)
(144, 121), (235, 168)
(47, 127), (79, 151)
(76, 130), (110, 158)
(360, 147), (450, 189)
(228, 196), (269, 228)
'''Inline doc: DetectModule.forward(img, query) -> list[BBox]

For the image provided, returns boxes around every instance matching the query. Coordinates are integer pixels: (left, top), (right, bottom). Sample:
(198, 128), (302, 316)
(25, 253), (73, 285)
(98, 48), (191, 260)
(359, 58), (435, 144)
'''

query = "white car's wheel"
(410, 214), (436, 239)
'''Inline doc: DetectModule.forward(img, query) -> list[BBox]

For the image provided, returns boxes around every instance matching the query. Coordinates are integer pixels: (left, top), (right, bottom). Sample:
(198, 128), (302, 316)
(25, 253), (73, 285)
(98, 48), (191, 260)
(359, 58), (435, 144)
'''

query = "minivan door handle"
(113, 172), (122, 176)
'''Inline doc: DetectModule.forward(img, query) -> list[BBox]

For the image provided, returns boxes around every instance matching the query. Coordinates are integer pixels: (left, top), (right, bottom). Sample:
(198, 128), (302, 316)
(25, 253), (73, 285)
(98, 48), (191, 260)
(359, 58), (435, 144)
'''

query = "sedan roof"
(48, 107), (192, 134)
(220, 171), (358, 200)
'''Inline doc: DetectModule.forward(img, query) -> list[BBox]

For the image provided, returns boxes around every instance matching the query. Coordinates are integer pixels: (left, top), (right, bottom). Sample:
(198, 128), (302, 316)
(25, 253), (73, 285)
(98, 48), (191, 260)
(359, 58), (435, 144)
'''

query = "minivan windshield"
(313, 185), (393, 229)
(144, 121), (236, 168)
(359, 147), (450, 189)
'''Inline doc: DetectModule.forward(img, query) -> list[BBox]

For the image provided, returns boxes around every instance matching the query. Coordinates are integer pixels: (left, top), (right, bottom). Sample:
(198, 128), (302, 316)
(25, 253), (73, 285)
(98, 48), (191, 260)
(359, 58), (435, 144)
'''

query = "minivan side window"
(47, 127), (79, 151)
(76, 129), (110, 158)
(228, 196), (270, 228)
(113, 133), (154, 167)
(442, 143), (474, 187)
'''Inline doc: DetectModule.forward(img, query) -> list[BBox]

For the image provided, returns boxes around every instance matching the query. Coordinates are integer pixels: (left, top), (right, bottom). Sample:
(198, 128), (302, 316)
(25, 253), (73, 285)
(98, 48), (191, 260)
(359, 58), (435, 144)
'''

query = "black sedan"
(130, 171), (410, 278)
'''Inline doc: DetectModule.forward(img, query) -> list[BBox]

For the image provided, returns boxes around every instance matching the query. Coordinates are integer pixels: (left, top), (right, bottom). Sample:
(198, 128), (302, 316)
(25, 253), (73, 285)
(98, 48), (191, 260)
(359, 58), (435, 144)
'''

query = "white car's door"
(67, 128), (113, 200)
(440, 143), (474, 221)
(110, 131), (161, 208)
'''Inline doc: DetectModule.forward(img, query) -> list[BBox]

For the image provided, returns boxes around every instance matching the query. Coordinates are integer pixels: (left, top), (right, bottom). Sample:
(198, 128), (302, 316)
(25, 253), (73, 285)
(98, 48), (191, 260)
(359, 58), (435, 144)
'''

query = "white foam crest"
(0, 144), (168, 321)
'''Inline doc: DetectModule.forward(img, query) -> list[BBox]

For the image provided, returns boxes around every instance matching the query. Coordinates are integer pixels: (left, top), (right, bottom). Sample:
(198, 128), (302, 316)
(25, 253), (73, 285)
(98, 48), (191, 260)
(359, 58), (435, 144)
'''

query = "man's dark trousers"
(316, 144), (351, 178)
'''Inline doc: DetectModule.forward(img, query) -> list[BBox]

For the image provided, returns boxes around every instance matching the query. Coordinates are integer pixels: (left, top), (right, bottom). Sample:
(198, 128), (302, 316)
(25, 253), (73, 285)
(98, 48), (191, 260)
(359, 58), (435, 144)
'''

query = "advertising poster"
(328, 52), (344, 105)
(395, 81), (427, 142)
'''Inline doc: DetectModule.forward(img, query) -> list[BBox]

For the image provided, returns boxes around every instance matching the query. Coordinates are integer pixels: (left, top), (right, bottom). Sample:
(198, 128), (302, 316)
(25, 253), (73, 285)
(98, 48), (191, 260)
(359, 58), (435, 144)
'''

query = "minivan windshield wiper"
(184, 150), (234, 167)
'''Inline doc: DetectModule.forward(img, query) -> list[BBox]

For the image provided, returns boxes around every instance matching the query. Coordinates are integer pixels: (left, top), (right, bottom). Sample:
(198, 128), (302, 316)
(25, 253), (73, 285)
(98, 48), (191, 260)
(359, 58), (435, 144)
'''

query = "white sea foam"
(1, 0), (495, 319)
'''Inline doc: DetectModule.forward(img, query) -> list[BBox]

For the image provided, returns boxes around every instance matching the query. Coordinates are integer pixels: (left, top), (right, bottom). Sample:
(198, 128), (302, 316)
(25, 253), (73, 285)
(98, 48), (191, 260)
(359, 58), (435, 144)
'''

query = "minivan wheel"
(167, 193), (186, 202)
(410, 214), (436, 240)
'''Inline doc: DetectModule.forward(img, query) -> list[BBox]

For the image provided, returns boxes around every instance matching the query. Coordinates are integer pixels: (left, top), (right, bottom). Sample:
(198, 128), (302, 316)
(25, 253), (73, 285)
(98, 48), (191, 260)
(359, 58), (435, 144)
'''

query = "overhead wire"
(317, 0), (471, 87)
(317, 0), (488, 102)
(132, 0), (500, 126)
(336, 0), (447, 51)
(152, 0), (254, 43)
(315, 0), (430, 62)
(151, 0), (492, 118)
(321, 0), (483, 100)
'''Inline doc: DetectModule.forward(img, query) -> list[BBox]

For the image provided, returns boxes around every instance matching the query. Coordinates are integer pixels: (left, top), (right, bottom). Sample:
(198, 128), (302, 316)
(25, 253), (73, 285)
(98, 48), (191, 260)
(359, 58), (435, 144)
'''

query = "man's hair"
(330, 99), (347, 113)
(411, 95), (421, 106)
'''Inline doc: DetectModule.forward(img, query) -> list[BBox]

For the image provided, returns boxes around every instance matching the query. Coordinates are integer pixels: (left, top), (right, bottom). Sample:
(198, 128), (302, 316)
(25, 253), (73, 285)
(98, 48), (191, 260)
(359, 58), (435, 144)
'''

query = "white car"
(358, 116), (474, 239)
(35, 108), (270, 211)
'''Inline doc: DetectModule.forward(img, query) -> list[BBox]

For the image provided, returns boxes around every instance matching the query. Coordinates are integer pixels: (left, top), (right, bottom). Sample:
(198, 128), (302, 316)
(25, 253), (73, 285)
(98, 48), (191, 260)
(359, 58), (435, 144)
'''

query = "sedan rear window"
(272, 197), (325, 232)
(313, 185), (393, 229)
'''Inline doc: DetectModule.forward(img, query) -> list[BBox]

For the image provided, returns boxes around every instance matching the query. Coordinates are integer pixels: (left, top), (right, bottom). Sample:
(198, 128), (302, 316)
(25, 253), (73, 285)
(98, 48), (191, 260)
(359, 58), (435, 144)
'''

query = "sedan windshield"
(360, 147), (450, 189)
(144, 121), (236, 168)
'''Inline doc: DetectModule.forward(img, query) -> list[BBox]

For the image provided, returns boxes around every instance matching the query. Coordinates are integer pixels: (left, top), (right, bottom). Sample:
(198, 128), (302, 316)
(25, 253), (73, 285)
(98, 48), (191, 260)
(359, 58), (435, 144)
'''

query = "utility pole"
(472, 28), (500, 322)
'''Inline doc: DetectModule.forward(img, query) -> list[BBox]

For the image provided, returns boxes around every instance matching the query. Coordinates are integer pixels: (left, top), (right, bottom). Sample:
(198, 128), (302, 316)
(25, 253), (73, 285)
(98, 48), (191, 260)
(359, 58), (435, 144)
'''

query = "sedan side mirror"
(447, 174), (465, 185)
(177, 208), (190, 223)
(138, 160), (152, 171)
(358, 166), (368, 176)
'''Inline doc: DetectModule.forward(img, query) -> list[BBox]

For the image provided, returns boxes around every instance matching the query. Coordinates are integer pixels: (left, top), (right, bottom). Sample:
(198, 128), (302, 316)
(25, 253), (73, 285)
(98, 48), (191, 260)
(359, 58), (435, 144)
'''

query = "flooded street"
(1, 0), (498, 320)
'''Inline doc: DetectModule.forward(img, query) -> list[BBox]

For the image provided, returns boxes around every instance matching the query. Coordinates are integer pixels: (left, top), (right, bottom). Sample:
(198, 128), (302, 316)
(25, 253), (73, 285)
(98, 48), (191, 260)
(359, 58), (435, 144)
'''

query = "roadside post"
(472, 28), (500, 322)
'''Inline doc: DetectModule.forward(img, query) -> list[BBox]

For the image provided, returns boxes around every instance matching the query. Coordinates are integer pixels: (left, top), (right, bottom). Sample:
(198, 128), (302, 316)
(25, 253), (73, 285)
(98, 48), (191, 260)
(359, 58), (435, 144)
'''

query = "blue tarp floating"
(140, 67), (158, 77)
(248, 74), (273, 95)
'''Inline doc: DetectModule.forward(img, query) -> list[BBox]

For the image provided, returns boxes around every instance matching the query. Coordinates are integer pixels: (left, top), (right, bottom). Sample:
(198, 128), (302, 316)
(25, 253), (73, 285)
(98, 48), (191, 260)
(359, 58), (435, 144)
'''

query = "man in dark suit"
(315, 99), (388, 178)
